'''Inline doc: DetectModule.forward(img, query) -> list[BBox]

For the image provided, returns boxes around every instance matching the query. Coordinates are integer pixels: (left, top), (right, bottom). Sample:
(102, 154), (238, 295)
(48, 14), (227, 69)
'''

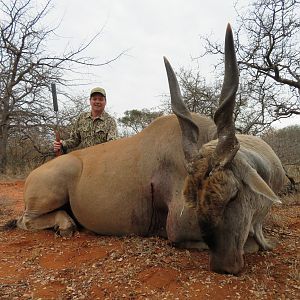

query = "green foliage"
(118, 109), (163, 136)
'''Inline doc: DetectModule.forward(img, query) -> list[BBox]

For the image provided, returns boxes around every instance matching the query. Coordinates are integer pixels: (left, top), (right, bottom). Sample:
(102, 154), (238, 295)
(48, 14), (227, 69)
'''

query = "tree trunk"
(0, 125), (8, 174)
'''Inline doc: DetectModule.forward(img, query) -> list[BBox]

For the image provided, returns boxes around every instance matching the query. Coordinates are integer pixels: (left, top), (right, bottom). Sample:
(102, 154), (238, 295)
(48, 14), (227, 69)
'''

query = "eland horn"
(164, 56), (199, 162)
(212, 24), (240, 168)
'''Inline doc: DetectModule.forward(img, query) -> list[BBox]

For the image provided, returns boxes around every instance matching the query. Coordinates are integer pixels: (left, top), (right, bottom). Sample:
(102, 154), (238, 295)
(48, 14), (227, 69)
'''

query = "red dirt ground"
(0, 180), (299, 299)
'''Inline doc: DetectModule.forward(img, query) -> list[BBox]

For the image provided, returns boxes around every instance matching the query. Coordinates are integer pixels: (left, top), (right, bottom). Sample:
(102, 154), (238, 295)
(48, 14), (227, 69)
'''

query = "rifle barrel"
(51, 83), (61, 156)
(51, 83), (58, 112)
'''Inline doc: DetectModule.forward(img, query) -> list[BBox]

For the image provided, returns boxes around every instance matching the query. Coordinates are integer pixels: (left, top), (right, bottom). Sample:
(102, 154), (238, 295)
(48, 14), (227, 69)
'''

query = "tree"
(263, 125), (300, 187)
(0, 0), (122, 173)
(161, 68), (264, 134)
(263, 125), (300, 166)
(171, 68), (220, 118)
(118, 109), (163, 136)
(200, 0), (300, 133)
(3, 94), (90, 175)
(160, 68), (219, 115)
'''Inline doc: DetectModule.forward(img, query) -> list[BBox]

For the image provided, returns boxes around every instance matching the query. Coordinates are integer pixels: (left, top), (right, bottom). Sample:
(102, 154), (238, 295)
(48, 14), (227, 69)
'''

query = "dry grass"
(281, 191), (300, 206)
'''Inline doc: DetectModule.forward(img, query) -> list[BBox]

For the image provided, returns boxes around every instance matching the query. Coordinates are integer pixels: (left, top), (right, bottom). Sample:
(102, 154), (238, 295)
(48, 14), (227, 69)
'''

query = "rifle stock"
(54, 129), (62, 156)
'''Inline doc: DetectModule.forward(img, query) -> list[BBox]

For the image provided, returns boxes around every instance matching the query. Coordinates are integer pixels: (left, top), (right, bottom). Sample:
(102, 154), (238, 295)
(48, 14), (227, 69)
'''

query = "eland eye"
(226, 192), (238, 206)
(205, 166), (213, 178)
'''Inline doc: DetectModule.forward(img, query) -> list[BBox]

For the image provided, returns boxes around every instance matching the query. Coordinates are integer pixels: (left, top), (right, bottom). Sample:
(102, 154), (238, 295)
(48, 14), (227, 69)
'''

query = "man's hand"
(53, 140), (62, 152)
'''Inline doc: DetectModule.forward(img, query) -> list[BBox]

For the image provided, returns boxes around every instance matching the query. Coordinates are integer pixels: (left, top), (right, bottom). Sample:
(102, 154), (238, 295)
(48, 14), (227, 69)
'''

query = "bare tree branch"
(197, 0), (300, 132)
(0, 0), (124, 173)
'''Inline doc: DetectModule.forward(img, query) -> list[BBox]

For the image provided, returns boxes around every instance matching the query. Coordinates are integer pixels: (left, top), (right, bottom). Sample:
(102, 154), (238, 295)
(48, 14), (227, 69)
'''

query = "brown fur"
(198, 169), (237, 225)
(16, 114), (217, 243)
(183, 158), (209, 209)
(184, 156), (238, 226)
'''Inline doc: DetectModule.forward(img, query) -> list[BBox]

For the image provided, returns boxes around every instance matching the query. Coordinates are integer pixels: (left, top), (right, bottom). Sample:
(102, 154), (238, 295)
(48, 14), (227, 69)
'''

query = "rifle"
(51, 83), (62, 156)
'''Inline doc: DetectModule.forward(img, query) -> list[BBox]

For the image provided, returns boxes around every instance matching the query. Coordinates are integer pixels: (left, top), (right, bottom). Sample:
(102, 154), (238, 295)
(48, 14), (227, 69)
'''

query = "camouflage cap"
(90, 87), (106, 97)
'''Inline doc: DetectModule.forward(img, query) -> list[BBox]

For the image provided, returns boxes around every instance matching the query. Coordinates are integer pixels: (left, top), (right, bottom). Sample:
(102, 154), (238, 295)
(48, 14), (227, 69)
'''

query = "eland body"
(16, 24), (286, 275)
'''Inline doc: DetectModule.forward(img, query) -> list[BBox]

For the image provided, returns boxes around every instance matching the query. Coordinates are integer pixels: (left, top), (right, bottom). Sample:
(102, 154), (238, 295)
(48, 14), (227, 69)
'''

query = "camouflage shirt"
(62, 111), (118, 151)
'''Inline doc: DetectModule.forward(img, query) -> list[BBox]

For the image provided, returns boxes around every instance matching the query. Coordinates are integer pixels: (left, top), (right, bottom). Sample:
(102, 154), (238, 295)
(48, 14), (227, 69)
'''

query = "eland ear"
(243, 168), (281, 204)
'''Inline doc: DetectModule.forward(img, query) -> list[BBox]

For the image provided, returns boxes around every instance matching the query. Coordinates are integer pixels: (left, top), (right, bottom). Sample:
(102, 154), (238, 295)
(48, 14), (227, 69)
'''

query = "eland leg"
(174, 240), (209, 250)
(17, 210), (76, 237)
(17, 181), (77, 237)
(244, 235), (259, 253)
(17, 153), (82, 236)
(253, 223), (274, 250)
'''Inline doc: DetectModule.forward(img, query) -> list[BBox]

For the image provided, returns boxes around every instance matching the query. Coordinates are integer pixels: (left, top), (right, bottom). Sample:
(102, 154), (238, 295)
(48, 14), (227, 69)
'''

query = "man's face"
(90, 93), (106, 114)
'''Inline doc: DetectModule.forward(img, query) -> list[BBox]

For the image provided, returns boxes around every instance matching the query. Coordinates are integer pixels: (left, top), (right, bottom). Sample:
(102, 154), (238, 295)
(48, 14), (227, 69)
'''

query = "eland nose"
(210, 254), (244, 275)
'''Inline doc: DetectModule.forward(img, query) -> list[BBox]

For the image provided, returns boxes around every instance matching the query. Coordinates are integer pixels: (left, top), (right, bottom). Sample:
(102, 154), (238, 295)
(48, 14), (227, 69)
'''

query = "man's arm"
(61, 117), (82, 151)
